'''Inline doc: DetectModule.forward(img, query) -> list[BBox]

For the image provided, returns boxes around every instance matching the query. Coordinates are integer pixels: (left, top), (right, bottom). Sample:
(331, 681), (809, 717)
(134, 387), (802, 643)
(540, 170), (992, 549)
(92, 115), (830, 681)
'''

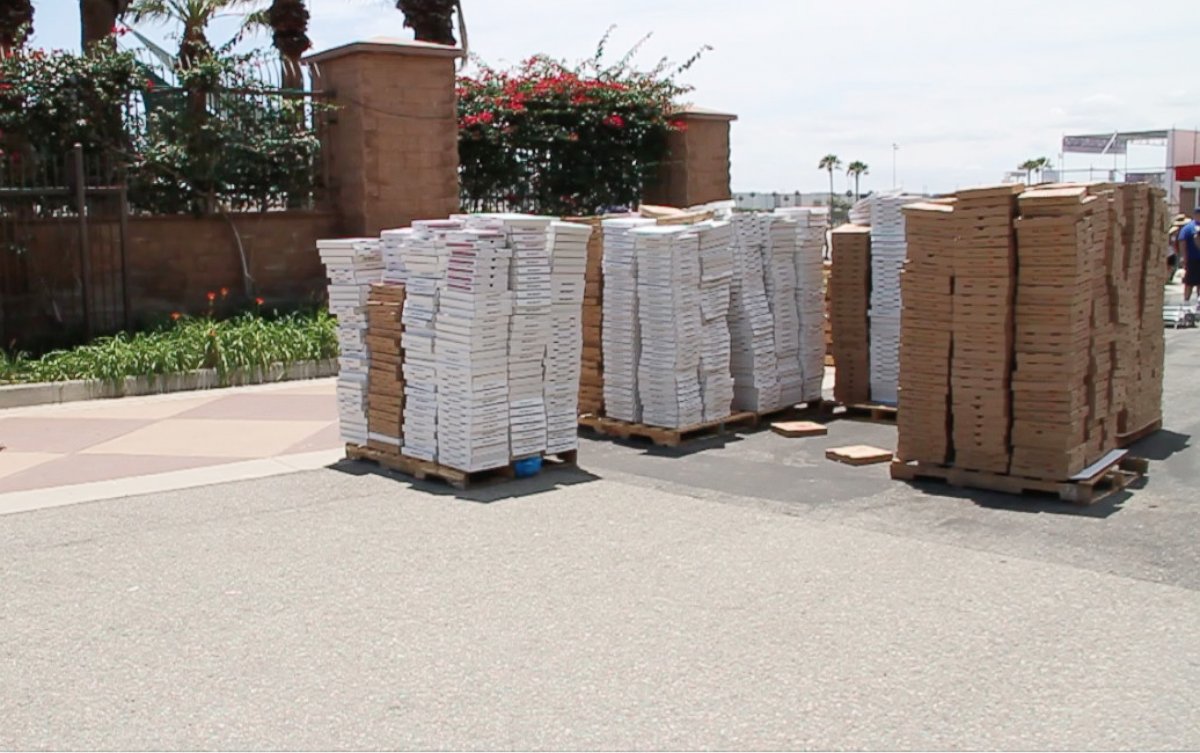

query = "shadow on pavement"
(327, 457), (601, 504)
(580, 429), (747, 459)
(1129, 429), (1191, 461)
(903, 479), (1131, 520)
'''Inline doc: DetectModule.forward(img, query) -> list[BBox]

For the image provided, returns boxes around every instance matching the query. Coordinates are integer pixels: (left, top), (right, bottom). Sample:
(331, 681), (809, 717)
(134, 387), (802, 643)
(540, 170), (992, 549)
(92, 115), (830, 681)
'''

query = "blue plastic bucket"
(513, 456), (543, 478)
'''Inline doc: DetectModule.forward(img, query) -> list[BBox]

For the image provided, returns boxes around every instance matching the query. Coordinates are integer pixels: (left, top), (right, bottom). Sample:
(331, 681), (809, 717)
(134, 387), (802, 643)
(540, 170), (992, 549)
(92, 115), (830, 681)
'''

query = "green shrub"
(0, 309), (338, 385)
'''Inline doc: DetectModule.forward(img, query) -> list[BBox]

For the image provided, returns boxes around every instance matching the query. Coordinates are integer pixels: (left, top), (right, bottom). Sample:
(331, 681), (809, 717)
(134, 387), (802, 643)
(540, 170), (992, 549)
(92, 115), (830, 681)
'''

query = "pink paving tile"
(81, 418), (332, 459)
(280, 421), (344, 456)
(0, 417), (151, 454)
(0, 453), (243, 494)
(171, 393), (338, 422)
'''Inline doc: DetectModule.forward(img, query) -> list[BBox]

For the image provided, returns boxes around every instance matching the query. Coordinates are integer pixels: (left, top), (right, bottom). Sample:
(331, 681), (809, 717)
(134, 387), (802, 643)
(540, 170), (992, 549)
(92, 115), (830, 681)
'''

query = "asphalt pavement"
(2, 328), (1199, 749)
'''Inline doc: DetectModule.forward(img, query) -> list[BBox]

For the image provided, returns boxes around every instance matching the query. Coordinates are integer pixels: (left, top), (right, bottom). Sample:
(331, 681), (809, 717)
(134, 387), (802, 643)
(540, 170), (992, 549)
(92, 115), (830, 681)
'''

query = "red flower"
(206, 291), (216, 302)
(0, 83), (12, 92)
(170, 311), (181, 321)
(255, 297), (265, 306)
(603, 114), (625, 129)
(477, 111), (495, 125)
(670, 119), (688, 132)
(145, 79), (155, 92)
(220, 287), (229, 298)
(568, 132), (580, 142)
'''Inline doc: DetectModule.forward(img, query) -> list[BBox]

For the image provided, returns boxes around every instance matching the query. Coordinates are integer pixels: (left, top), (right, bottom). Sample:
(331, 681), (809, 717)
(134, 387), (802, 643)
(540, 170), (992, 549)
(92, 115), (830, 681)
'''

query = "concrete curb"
(0, 359), (338, 410)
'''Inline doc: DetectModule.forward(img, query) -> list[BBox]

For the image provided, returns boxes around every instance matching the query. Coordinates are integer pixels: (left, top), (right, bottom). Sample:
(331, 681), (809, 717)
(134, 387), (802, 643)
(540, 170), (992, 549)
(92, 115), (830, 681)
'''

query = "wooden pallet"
(828, 402), (899, 423)
(345, 444), (578, 490)
(1117, 419), (1162, 449)
(890, 450), (1146, 505)
(578, 412), (756, 447)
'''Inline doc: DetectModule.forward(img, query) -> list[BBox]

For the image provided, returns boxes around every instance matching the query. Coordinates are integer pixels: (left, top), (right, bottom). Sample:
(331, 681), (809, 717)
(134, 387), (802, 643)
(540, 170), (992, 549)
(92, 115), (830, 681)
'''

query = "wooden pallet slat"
(1116, 419), (1162, 449)
(826, 402), (899, 423)
(346, 444), (578, 490)
(890, 451), (1144, 506)
(578, 412), (757, 447)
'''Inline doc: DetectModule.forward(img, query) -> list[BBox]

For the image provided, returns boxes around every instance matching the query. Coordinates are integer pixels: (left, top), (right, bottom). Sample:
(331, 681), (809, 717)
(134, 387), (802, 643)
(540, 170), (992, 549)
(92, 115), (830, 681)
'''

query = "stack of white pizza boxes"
(380, 227), (413, 284)
(780, 206), (829, 401)
(399, 219), (460, 462)
(601, 217), (656, 422)
(764, 214), (805, 406)
(868, 193), (909, 405)
(490, 214), (552, 459)
(633, 225), (704, 428)
(435, 221), (513, 472)
(729, 213), (780, 412)
(546, 220), (592, 452)
(696, 220), (736, 421)
(318, 237), (383, 445)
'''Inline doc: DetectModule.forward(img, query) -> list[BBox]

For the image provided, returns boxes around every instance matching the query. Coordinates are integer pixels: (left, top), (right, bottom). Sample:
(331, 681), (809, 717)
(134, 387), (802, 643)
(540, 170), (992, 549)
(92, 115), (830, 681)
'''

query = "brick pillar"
(307, 38), (462, 236)
(643, 107), (737, 209)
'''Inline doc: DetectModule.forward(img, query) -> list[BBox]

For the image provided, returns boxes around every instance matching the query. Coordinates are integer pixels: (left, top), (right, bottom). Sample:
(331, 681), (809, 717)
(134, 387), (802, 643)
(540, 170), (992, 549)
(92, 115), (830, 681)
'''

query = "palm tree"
(846, 160), (869, 201)
(818, 154), (841, 224)
(129, 0), (256, 66)
(80, 0), (130, 52)
(0, 0), (33, 55)
(244, 0), (309, 89)
(1019, 157), (1053, 185)
(396, 0), (462, 46)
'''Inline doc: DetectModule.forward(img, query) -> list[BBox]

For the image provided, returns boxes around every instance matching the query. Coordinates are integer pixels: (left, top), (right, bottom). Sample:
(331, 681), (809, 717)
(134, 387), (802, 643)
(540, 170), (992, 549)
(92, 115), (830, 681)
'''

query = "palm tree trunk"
(828, 168), (835, 222)
(854, 174), (860, 201)
(79, 0), (116, 52)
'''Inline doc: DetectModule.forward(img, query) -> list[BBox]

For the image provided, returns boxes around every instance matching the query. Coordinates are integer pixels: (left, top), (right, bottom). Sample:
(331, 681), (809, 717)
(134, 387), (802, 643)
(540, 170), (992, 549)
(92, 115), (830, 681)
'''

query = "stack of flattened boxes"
(829, 224), (871, 405)
(896, 201), (956, 466)
(1126, 185), (1169, 436)
(567, 217), (605, 416)
(366, 283), (406, 455)
(950, 185), (1022, 473)
(1010, 186), (1099, 480)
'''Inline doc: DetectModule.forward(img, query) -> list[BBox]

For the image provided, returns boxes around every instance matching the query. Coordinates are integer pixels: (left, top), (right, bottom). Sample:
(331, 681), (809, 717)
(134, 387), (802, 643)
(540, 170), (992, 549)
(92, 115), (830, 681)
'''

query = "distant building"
(1060, 129), (1200, 212)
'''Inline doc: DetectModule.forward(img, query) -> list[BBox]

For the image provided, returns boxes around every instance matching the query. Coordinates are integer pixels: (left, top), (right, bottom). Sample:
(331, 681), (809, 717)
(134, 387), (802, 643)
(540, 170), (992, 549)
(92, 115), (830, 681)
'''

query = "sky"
(32, 0), (1198, 194)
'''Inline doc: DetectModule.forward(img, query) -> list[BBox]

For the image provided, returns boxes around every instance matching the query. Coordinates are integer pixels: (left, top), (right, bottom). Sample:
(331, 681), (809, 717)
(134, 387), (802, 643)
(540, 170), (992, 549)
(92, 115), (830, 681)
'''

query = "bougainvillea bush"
(458, 34), (708, 216)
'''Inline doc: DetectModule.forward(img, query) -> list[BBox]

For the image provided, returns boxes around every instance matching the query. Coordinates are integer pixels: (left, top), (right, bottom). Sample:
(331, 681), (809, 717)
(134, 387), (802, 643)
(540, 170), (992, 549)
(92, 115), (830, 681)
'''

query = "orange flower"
(220, 287), (229, 298)
(170, 312), (181, 321)
(206, 291), (216, 302)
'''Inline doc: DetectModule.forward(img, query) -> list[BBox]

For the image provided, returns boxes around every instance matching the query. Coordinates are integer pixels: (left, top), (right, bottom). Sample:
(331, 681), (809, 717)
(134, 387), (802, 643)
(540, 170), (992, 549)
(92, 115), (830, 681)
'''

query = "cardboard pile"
(895, 181), (1168, 483)
(400, 219), (460, 462)
(1010, 186), (1099, 479)
(765, 215), (805, 405)
(546, 221), (592, 453)
(952, 185), (1022, 473)
(495, 215), (552, 459)
(829, 225), (871, 405)
(634, 225), (704, 428)
(601, 217), (656, 422)
(366, 283), (406, 455)
(696, 221), (736, 421)
(567, 218), (604, 416)
(868, 195), (909, 404)
(318, 237), (383, 445)
(436, 223), (513, 472)
(788, 207), (828, 400)
(729, 214), (780, 412)
(896, 203), (954, 466)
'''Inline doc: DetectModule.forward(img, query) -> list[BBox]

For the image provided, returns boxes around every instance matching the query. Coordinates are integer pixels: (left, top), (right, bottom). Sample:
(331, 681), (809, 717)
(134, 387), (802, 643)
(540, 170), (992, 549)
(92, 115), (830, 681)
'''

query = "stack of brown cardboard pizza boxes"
(1118, 184), (1169, 438)
(824, 262), (834, 366)
(1010, 186), (1101, 479)
(896, 201), (956, 466)
(567, 218), (605, 416)
(365, 283), (406, 456)
(951, 185), (1022, 473)
(829, 224), (872, 404)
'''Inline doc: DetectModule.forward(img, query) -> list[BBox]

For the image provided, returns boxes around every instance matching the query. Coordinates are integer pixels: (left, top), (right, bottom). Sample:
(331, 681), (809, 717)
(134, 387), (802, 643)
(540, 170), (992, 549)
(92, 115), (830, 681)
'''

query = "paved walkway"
(0, 379), (341, 513)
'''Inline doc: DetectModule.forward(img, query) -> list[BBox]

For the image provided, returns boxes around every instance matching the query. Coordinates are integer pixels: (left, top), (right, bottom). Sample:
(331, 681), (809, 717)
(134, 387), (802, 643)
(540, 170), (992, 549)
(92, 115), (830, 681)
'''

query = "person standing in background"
(1176, 208), (1200, 302)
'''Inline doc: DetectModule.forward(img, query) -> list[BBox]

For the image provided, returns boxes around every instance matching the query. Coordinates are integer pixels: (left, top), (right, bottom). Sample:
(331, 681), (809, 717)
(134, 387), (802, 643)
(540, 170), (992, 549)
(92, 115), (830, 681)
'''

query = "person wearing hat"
(1177, 208), (1200, 301)
(1169, 214), (1188, 277)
